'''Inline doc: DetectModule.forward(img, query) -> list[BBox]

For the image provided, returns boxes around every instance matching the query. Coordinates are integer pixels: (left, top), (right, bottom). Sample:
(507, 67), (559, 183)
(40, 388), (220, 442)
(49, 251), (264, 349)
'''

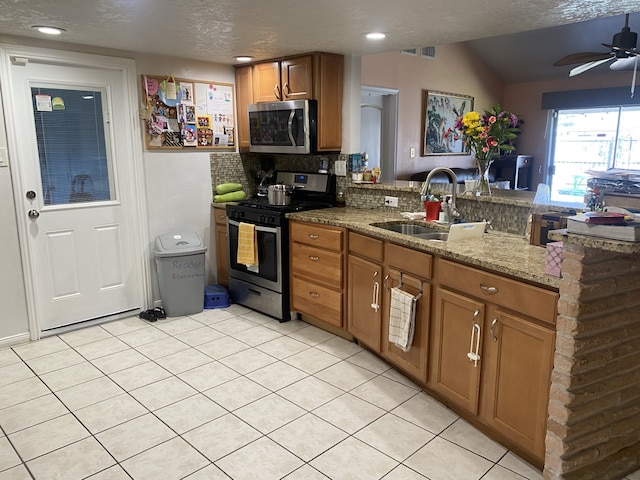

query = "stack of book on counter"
(567, 211), (640, 242)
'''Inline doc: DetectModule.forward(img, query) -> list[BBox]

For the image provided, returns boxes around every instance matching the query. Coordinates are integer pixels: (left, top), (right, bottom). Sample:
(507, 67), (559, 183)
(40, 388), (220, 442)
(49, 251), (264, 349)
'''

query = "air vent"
(401, 49), (417, 56)
(421, 46), (436, 59)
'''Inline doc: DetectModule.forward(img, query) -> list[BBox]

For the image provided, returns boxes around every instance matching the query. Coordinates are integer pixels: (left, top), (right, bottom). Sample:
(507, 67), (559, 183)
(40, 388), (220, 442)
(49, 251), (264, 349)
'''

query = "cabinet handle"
(371, 281), (380, 312)
(309, 291), (320, 298)
(308, 255), (319, 262)
(217, 214), (226, 220)
(480, 284), (499, 295)
(283, 82), (290, 98)
(307, 234), (319, 239)
(383, 274), (390, 291)
(490, 317), (498, 342)
(274, 84), (281, 100)
(467, 323), (481, 367)
(472, 308), (480, 324)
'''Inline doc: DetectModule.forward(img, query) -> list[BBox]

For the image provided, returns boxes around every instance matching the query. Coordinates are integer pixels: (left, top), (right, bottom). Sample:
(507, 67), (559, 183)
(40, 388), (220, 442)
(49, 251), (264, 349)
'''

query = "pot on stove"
(268, 184), (295, 205)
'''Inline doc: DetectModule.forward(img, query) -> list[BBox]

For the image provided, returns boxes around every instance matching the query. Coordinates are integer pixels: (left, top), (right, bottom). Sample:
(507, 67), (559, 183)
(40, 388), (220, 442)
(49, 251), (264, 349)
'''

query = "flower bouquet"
(445, 104), (521, 195)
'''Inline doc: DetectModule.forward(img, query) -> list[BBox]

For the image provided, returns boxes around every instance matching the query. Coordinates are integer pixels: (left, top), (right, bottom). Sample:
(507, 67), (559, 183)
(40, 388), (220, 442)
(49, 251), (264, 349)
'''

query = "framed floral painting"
(422, 90), (474, 155)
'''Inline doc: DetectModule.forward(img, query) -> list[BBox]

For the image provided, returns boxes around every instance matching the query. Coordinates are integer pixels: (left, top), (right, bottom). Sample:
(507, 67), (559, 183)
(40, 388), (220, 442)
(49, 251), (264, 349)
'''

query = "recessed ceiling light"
(234, 56), (254, 63)
(32, 25), (66, 35)
(365, 32), (386, 40)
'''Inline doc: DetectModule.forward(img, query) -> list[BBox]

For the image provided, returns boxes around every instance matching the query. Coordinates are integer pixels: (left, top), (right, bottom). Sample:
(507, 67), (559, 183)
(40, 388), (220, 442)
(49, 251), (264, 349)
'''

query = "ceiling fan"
(554, 13), (638, 77)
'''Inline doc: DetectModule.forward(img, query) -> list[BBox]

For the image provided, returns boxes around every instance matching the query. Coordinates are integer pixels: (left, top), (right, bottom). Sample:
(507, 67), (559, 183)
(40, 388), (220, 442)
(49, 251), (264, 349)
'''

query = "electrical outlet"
(410, 147), (416, 158)
(384, 196), (399, 207)
(334, 160), (347, 176)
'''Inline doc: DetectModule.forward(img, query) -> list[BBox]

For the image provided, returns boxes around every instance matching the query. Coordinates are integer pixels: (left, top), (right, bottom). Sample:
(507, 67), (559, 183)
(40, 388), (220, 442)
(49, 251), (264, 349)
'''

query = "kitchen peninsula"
(286, 184), (640, 480)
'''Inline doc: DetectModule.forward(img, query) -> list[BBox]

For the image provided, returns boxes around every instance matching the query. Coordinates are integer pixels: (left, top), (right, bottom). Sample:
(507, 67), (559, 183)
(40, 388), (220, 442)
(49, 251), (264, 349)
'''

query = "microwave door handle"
(287, 110), (296, 146)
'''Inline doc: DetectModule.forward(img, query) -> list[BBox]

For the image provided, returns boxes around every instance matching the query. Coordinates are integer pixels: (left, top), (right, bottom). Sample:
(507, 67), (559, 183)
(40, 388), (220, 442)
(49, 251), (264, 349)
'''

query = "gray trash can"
(154, 232), (207, 317)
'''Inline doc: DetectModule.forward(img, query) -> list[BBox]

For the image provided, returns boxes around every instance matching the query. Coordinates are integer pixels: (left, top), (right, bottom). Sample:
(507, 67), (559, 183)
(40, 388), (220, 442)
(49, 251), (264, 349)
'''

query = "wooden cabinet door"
(214, 218), (229, 287)
(381, 269), (430, 383)
(280, 55), (313, 101)
(480, 307), (555, 461)
(234, 65), (253, 150)
(431, 287), (485, 414)
(315, 53), (343, 152)
(347, 255), (382, 352)
(253, 61), (281, 102)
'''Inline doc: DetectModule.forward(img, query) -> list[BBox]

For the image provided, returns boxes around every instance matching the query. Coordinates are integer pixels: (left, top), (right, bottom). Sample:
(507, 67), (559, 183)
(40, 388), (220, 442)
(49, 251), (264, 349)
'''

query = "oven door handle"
(228, 219), (279, 234)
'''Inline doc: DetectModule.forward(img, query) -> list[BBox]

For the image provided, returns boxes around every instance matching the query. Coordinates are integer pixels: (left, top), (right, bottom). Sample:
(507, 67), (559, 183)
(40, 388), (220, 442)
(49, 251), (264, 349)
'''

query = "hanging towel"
(236, 222), (258, 267)
(388, 287), (417, 352)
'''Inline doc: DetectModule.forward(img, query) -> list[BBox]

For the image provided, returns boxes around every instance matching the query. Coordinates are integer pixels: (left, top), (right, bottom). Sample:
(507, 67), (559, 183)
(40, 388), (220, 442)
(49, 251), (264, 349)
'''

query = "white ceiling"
(0, 1), (638, 83)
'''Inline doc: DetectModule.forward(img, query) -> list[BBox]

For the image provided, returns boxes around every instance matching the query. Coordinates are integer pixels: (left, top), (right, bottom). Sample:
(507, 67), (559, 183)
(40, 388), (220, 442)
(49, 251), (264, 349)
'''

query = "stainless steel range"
(226, 172), (335, 322)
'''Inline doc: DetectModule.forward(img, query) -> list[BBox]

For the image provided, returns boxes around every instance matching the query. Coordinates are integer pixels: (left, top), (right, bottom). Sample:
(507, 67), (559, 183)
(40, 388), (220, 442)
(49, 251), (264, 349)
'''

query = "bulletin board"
(140, 74), (235, 150)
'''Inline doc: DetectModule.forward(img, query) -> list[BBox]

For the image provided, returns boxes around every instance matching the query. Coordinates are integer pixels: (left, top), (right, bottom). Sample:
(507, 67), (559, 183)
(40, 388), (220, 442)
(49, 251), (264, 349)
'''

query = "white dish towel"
(388, 287), (417, 352)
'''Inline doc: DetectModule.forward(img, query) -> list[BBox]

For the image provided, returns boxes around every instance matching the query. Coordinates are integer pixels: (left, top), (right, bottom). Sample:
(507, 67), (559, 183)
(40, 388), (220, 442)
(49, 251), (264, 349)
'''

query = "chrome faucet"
(420, 167), (460, 222)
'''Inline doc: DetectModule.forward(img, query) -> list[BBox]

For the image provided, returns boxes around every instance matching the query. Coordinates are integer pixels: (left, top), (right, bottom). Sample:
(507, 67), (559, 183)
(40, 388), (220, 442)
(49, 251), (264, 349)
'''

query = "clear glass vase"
(476, 158), (493, 196)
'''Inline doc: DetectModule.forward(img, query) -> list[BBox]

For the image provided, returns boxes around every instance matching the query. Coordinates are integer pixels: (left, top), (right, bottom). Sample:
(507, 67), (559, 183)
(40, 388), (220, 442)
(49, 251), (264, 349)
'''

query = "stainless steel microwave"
(248, 99), (317, 154)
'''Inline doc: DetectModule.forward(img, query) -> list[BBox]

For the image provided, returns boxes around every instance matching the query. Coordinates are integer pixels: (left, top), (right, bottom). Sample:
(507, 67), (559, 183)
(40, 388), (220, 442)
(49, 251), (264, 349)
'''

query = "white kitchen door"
(2, 50), (145, 333)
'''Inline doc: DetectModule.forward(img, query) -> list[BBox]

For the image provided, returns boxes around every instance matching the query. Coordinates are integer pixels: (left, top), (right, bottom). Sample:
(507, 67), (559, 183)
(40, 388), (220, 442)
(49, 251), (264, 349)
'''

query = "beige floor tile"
(234, 393), (306, 433)
(0, 464), (31, 480)
(10, 413), (90, 461)
(381, 368), (422, 390)
(56, 376), (124, 411)
(278, 376), (343, 410)
(282, 464), (329, 480)
(203, 376), (270, 411)
(218, 347), (276, 374)
(283, 347), (340, 374)
(215, 436), (303, 480)
(269, 413), (348, 461)
(0, 349), (21, 368)
(154, 348), (213, 374)
(154, 394), (226, 434)
(313, 392), (385, 434)
(354, 413), (435, 461)
(287, 324), (337, 346)
(153, 317), (204, 336)
(74, 393), (148, 434)
(627, 470), (640, 480)
(134, 336), (190, 360)
(85, 465), (132, 479)
(314, 360), (378, 391)
(0, 377), (50, 409)
(24, 348), (85, 375)
(0, 393), (68, 434)
(237, 310), (272, 325)
(117, 326), (170, 348)
(405, 437), (493, 480)
(195, 336), (250, 360)
(59, 325), (113, 347)
(178, 361), (240, 391)
(90, 348), (149, 374)
(441, 418), (508, 462)
(245, 361), (307, 391)
(175, 326), (226, 347)
(0, 362), (34, 388)
(182, 464), (231, 479)
(350, 375), (419, 411)
(263, 318), (308, 334)
(382, 465), (429, 479)
(74, 336), (131, 360)
(315, 336), (363, 359)
(121, 437), (209, 480)
(0, 436), (21, 472)
(96, 413), (176, 462)
(101, 316), (150, 336)
(483, 464), (533, 480)
(346, 349), (392, 374)
(109, 361), (171, 391)
(310, 436), (398, 480)
(27, 436), (115, 480)
(129, 376), (197, 411)
(189, 308), (236, 325)
(230, 325), (283, 346)
(498, 452), (543, 479)
(210, 317), (257, 335)
(183, 414), (261, 462)
(39, 361), (104, 391)
(255, 336), (310, 359)
(391, 391), (459, 434)
(12, 336), (69, 361)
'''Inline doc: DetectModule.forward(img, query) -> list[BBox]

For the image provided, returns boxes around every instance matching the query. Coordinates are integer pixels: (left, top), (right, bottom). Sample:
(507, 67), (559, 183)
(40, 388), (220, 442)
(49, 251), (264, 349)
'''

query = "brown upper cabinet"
(234, 52), (343, 152)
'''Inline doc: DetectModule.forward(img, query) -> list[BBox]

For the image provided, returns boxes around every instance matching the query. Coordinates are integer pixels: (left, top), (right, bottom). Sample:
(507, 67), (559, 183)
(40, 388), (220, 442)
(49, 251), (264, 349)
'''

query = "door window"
(32, 86), (114, 205)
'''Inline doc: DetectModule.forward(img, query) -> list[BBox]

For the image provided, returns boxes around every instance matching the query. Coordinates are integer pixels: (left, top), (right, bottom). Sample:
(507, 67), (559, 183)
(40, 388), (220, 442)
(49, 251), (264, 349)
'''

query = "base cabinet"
(347, 254), (382, 351)
(213, 205), (229, 287)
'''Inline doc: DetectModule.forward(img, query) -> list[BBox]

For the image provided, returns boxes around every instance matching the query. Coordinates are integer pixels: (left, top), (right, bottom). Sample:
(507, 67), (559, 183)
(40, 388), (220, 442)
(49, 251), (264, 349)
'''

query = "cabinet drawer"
(438, 259), (558, 324)
(386, 243), (432, 279)
(292, 277), (342, 327)
(291, 222), (343, 251)
(213, 206), (227, 226)
(291, 242), (343, 287)
(348, 232), (384, 262)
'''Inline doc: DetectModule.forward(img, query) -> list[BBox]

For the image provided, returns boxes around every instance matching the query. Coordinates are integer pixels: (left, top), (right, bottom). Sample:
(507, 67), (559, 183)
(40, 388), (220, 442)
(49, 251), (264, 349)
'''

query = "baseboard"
(0, 332), (31, 349)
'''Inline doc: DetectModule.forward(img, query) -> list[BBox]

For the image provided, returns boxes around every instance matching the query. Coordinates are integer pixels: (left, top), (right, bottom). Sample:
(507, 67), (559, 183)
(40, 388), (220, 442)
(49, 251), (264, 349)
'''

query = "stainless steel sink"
(414, 232), (449, 241)
(372, 223), (441, 235)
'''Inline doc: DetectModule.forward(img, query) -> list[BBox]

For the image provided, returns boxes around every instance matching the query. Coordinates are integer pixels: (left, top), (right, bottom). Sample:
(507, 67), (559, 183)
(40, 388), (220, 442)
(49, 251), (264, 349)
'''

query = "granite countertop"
(287, 207), (559, 289)
(548, 229), (640, 254)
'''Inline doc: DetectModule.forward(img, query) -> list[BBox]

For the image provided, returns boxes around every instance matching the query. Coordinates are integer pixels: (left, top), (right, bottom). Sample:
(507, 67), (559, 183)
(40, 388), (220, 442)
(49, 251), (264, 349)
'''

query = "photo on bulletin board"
(141, 74), (235, 150)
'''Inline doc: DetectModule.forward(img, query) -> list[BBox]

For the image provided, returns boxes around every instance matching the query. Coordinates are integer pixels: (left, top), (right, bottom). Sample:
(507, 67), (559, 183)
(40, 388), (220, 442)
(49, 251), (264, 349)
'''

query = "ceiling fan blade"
(610, 55), (639, 71)
(569, 57), (615, 76)
(554, 52), (613, 66)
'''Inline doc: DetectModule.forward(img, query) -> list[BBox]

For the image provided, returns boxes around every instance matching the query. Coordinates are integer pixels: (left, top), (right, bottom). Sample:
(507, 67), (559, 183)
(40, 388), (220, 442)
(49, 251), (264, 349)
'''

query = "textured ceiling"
(0, 1), (638, 83)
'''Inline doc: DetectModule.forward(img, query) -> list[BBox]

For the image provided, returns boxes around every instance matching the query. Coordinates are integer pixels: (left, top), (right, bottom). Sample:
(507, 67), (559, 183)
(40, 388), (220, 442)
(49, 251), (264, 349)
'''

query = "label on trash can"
(170, 258), (205, 280)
